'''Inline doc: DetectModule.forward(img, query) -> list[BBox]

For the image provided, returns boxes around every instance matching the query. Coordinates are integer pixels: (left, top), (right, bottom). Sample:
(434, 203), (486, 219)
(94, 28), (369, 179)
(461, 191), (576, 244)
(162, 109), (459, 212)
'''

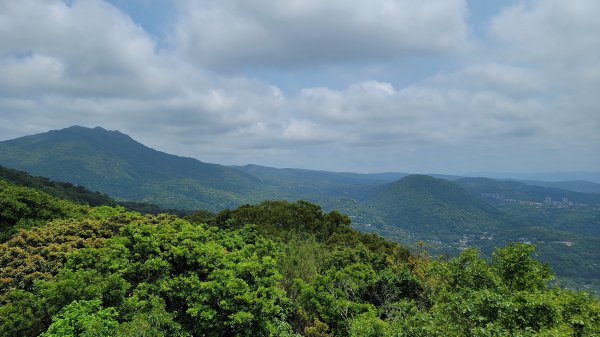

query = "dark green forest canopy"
(0, 181), (599, 336)
(0, 166), (189, 216)
(0, 165), (115, 206)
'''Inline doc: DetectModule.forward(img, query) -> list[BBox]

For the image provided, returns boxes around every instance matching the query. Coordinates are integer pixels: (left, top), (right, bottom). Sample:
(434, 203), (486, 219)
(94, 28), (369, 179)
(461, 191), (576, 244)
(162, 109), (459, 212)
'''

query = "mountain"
(455, 177), (600, 239)
(470, 171), (600, 184)
(365, 175), (512, 240)
(232, 164), (406, 201)
(0, 126), (261, 210)
(1, 127), (599, 293)
(456, 177), (600, 206)
(516, 179), (600, 194)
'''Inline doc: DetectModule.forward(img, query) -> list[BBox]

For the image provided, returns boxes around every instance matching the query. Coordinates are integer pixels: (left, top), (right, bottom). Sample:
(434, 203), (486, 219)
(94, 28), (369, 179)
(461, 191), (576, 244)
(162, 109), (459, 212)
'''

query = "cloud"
(0, 54), (65, 95)
(489, 0), (600, 86)
(0, 0), (161, 98)
(484, 0), (600, 154)
(430, 63), (545, 94)
(0, 0), (289, 144)
(293, 81), (548, 147)
(174, 0), (470, 68)
(0, 0), (598, 173)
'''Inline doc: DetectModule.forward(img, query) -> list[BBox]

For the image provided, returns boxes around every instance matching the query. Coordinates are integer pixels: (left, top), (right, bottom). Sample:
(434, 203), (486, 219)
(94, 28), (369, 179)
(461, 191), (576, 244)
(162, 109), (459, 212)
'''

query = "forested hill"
(0, 126), (261, 210)
(2, 126), (598, 211)
(0, 164), (187, 216)
(366, 175), (511, 237)
(2, 127), (599, 294)
(231, 164), (406, 201)
(0, 164), (115, 206)
(1, 179), (599, 336)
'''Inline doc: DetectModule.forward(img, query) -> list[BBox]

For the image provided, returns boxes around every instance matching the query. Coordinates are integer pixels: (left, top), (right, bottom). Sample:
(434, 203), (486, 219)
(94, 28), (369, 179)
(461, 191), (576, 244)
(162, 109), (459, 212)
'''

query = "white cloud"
(174, 0), (470, 68)
(0, 54), (65, 95)
(430, 63), (545, 94)
(0, 0), (598, 173)
(294, 81), (548, 147)
(489, 0), (600, 86)
(0, 0), (161, 98)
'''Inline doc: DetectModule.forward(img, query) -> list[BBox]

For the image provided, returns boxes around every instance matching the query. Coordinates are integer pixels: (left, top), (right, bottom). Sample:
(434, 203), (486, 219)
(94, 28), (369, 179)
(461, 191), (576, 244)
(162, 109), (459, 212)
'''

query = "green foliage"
(0, 189), (598, 337)
(40, 300), (119, 337)
(0, 164), (191, 216)
(211, 200), (352, 239)
(365, 268), (424, 318)
(208, 200), (409, 266)
(427, 245), (600, 337)
(117, 295), (187, 337)
(366, 175), (510, 240)
(492, 243), (554, 292)
(3, 127), (598, 294)
(0, 179), (90, 240)
(0, 209), (131, 295)
(348, 312), (392, 337)
(298, 263), (377, 331)
(0, 165), (116, 207)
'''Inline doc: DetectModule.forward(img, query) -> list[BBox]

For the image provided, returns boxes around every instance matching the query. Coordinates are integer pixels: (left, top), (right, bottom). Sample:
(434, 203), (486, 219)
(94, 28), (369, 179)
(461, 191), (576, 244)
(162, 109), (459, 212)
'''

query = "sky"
(0, 0), (599, 175)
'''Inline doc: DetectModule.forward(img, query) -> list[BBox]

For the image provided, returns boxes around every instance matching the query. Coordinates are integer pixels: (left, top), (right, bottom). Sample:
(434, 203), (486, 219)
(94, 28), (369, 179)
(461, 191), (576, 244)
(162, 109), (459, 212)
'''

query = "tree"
(492, 243), (554, 292)
(40, 300), (119, 337)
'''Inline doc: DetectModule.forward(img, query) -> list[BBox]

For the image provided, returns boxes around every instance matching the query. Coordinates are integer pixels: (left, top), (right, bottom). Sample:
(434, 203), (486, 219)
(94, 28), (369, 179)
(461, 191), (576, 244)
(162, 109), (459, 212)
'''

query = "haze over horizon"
(1, 0), (599, 175)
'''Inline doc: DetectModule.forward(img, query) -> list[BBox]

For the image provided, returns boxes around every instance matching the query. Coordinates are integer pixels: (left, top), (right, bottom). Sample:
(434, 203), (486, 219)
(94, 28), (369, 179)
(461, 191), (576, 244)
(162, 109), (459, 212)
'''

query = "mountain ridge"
(1, 126), (599, 293)
(0, 126), (262, 210)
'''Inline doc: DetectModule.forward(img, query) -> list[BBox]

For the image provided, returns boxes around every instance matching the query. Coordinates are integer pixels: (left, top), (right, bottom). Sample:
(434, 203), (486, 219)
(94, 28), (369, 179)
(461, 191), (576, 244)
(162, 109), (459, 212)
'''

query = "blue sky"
(0, 0), (598, 175)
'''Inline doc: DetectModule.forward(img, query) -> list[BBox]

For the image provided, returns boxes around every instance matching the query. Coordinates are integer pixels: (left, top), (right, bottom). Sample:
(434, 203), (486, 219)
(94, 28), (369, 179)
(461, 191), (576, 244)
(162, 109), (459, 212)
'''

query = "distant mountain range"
(1, 126), (599, 292)
(469, 171), (600, 185)
(506, 179), (600, 194)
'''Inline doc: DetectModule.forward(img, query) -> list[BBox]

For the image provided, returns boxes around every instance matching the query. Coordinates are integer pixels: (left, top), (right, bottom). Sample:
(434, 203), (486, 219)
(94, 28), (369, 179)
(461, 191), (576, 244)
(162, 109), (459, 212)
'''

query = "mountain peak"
(59, 125), (108, 133)
(58, 125), (128, 137)
(0, 127), (261, 209)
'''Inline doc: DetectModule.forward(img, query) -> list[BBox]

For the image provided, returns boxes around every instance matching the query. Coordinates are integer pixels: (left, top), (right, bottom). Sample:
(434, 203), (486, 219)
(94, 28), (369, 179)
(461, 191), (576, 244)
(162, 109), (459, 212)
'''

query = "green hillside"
(0, 164), (115, 207)
(2, 127), (599, 294)
(359, 175), (600, 292)
(365, 175), (511, 239)
(1, 181), (598, 336)
(0, 165), (190, 216)
(0, 179), (90, 241)
(0, 126), (261, 210)
(456, 177), (600, 237)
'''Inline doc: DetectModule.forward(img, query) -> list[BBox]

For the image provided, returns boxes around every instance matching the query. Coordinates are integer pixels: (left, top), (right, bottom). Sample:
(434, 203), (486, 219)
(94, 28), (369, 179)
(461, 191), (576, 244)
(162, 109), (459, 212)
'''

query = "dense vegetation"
(0, 179), (90, 241)
(1, 126), (599, 294)
(0, 165), (115, 206)
(366, 175), (511, 239)
(0, 179), (598, 336)
(0, 165), (189, 217)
